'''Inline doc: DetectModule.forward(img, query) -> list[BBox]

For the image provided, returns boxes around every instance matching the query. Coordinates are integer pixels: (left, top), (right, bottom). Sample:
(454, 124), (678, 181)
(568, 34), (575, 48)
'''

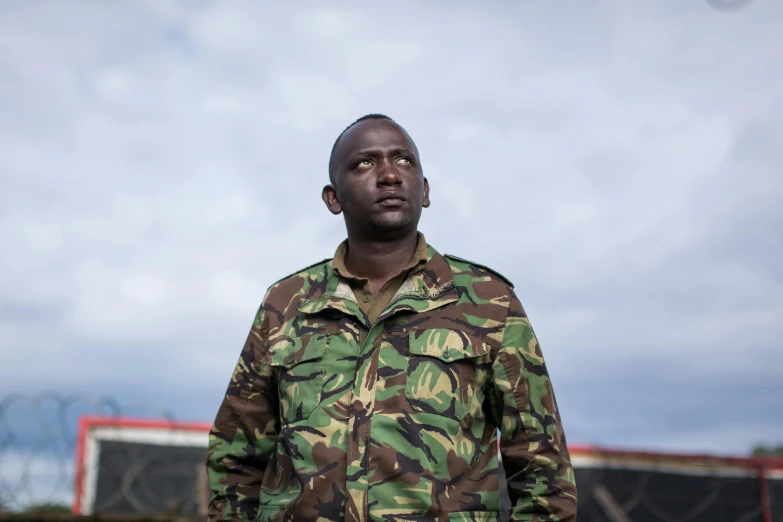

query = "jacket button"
(443, 350), (451, 359)
(286, 355), (294, 365)
(363, 295), (372, 303)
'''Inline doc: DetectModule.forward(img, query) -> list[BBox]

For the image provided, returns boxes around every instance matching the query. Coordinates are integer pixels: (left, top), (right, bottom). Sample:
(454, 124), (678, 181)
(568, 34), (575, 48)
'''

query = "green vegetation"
(752, 444), (783, 458)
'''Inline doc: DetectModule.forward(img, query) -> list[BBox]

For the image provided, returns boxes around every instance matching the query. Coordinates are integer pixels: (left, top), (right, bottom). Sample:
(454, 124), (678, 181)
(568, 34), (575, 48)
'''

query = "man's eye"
(360, 159), (372, 166)
(397, 157), (410, 164)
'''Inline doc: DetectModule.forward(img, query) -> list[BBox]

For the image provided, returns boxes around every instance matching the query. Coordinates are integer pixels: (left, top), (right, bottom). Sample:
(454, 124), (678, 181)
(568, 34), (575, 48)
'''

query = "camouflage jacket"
(207, 244), (577, 522)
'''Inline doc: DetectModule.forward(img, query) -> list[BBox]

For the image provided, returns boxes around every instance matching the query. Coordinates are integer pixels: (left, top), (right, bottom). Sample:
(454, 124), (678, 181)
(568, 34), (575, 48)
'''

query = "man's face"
(323, 119), (430, 237)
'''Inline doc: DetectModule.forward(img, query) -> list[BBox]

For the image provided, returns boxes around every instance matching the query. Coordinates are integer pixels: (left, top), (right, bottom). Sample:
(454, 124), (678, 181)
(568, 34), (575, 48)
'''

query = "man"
(207, 115), (577, 522)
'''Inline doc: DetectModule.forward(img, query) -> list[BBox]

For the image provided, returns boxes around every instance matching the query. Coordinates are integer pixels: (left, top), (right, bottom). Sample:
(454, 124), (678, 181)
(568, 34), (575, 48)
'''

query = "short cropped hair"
(328, 114), (395, 184)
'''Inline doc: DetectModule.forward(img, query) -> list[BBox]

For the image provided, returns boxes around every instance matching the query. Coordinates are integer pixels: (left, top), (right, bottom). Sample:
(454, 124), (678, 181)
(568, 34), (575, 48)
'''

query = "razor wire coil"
(0, 391), (779, 521)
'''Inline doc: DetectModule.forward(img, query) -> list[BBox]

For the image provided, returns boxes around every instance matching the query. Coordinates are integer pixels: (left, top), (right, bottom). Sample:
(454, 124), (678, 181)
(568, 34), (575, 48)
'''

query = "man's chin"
(367, 214), (415, 234)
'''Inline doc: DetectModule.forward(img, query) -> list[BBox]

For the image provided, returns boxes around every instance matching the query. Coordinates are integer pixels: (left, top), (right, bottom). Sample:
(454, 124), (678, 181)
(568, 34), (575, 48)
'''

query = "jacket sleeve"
(490, 292), (577, 521)
(207, 299), (280, 522)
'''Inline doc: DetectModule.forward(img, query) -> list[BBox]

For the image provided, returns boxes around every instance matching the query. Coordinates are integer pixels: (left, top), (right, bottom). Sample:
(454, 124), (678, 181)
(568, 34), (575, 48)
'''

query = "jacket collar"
(297, 243), (457, 327)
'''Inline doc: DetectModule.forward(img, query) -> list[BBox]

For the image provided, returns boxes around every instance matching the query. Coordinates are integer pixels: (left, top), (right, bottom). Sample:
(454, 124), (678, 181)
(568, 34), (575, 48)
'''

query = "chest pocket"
(405, 329), (489, 421)
(267, 334), (328, 424)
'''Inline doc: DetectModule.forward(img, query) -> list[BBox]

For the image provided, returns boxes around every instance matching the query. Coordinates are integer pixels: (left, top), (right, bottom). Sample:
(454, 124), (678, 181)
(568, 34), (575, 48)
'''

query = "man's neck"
(343, 231), (419, 283)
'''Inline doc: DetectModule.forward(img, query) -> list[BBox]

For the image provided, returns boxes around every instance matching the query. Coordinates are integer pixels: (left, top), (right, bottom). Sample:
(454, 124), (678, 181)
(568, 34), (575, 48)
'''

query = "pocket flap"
(409, 329), (489, 361)
(267, 334), (328, 369)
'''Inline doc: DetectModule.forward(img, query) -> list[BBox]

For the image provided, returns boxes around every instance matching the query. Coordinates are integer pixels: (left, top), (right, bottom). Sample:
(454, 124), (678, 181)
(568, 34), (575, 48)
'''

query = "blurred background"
(1, 0), (781, 520)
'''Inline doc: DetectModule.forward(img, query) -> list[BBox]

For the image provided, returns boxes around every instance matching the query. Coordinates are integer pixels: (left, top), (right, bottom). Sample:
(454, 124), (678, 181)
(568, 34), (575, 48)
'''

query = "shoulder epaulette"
(268, 258), (332, 288)
(444, 254), (514, 289)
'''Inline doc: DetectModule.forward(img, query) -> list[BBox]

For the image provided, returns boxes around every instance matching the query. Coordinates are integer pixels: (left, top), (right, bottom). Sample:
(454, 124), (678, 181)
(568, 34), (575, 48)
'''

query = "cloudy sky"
(1, 0), (782, 482)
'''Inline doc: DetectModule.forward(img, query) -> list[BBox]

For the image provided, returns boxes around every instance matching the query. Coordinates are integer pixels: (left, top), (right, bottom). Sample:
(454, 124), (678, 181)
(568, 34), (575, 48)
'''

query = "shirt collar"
(332, 231), (429, 282)
(299, 239), (457, 325)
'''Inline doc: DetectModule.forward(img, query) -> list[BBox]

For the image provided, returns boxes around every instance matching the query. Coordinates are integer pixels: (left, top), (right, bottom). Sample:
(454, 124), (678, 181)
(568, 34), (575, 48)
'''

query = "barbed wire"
(0, 391), (206, 516)
(1, 391), (780, 520)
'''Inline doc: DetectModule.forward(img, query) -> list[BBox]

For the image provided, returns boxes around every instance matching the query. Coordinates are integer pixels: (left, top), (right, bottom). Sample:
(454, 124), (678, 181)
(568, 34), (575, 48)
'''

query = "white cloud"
(0, 0), (781, 458)
(0, 450), (73, 510)
(210, 269), (263, 314)
(275, 72), (356, 132)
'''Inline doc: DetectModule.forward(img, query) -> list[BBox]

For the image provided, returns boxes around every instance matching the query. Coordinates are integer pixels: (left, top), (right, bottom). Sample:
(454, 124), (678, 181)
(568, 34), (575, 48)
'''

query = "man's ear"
(422, 177), (430, 208)
(322, 184), (342, 215)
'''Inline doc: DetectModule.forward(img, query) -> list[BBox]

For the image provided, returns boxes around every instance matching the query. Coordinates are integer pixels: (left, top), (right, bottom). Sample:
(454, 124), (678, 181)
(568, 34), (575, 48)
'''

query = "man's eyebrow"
(350, 147), (415, 159)
(351, 149), (383, 159)
(390, 147), (414, 157)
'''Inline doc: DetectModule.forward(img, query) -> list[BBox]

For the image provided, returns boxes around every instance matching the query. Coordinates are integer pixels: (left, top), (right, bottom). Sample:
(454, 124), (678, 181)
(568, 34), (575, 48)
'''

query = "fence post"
(759, 466), (772, 522)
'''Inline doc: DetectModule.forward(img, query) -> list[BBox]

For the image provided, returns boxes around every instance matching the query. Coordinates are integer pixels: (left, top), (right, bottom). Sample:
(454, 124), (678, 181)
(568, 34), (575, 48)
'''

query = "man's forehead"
(338, 119), (416, 155)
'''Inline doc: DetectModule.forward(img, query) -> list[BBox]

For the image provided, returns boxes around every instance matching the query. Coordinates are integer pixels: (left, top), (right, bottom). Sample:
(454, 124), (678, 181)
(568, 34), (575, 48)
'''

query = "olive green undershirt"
(332, 232), (428, 324)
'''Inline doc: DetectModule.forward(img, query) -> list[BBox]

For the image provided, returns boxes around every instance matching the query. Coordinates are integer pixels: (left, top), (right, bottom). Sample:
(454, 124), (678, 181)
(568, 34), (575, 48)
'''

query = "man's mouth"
(377, 192), (406, 204)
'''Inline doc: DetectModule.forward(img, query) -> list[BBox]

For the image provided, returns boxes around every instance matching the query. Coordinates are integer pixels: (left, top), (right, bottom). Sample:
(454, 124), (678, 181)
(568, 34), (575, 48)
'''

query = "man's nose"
(377, 161), (402, 186)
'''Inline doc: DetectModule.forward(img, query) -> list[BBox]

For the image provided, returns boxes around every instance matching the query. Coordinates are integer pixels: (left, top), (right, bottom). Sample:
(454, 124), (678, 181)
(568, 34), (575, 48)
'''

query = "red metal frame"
(72, 415), (212, 514)
(568, 443), (783, 470)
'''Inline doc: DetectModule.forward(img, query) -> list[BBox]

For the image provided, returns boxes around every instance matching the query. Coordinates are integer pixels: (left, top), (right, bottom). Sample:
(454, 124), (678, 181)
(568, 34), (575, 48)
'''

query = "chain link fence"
(571, 447), (783, 522)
